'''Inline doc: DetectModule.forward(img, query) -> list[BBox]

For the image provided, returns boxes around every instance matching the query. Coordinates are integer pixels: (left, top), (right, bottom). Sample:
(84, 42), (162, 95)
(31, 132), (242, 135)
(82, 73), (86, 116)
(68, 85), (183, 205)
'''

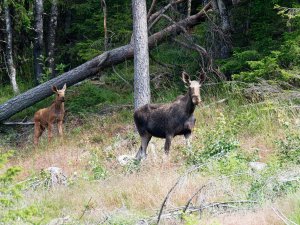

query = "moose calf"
(134, 72), (203, 160)
(34, 84), (67, 145)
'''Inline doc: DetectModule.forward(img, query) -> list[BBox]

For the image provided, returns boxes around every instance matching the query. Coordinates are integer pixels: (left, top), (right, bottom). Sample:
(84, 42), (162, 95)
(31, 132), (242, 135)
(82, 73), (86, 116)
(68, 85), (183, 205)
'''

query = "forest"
(0, 0), (300, 224)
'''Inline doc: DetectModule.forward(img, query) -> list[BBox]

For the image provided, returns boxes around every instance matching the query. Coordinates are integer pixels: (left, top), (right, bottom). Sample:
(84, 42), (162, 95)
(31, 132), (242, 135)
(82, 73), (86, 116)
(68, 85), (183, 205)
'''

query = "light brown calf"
(34, 84), (67, 145)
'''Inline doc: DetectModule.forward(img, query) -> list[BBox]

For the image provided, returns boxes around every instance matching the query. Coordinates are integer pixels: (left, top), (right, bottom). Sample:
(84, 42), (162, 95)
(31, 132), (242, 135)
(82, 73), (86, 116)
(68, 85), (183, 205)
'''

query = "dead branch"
(147, 0), (158, 19)
(2, 122), (35, 125)
(155, 200), (257, 223)
(148, 0), (187, 24)
(271, 206), (298, 225)
(149, 53), (177, 69)
(156, 152), (229, 224)
(79, 197), (93, 220)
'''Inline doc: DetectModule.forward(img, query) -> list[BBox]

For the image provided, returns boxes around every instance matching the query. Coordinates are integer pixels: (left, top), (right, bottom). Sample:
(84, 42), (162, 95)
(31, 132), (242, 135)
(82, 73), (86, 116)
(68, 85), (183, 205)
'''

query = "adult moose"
(34, 84), (67, 145)
(134, 72), (204, 160)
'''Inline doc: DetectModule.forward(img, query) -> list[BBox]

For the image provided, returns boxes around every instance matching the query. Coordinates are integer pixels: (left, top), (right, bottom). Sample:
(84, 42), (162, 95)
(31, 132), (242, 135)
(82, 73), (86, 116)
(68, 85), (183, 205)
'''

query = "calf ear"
(62, 83), (67, 91)
(182, 72), (191, 85)
(52, 86), (58, 93)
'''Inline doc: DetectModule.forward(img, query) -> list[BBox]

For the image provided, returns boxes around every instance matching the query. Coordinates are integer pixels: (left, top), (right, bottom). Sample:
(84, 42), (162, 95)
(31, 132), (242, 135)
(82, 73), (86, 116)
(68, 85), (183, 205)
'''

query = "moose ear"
(182, 72), (191, 85)
(62, 83), (67, 91)
(52, 86), (58, 93)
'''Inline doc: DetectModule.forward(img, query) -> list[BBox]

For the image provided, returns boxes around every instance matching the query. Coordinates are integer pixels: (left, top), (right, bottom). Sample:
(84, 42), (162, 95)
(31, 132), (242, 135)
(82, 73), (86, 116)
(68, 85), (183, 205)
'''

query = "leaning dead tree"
(0, 2), (212, 123)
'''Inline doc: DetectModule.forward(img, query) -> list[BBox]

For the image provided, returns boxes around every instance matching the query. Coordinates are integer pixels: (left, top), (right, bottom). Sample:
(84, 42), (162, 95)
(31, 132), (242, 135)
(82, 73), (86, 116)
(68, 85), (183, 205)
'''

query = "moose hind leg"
(136, 134), (152, 161)
(34, 122), (44, 145)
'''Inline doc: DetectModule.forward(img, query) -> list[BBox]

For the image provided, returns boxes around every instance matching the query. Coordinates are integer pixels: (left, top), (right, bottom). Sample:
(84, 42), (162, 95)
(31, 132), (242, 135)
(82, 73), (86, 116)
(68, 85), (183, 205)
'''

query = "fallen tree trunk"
(0, 2), (212, 122)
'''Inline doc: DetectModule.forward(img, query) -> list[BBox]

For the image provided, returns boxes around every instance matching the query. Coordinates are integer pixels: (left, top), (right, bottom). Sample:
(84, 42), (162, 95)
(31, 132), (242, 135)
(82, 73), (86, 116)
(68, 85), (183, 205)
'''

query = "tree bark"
(132, 0), (150, 110)
(48, 0), (58, 78)
(101, 0), (108, 51)
(33, 0), (44, 84)
(0, 2), (212, 122)
(4, 0), (20, 95)
(187, 0), (192, 17)
(212, 0), (231, 59)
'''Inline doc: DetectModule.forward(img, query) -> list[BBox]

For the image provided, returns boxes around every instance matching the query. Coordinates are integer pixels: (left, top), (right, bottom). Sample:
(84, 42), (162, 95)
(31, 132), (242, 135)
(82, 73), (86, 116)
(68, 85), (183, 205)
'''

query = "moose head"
(182, 71), (205, 106)
(52, 84), (66, 102)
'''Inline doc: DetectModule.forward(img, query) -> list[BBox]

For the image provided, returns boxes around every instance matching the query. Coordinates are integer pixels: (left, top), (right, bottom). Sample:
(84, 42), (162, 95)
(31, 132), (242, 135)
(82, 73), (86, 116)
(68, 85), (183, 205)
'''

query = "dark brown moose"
(134, 72), (203, 160)
(34, 84), (66, 145)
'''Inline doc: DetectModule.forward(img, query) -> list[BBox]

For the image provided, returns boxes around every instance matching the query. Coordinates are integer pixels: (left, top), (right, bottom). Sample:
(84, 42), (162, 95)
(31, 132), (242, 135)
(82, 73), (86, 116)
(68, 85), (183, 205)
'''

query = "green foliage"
(67, 81), (132, 114)
(0, 151), (39, 223)
(181, 212), (199, 225)
(184, 113), (240, 165)
(88, 152), (108, 180)
(276, 122), (300, 164)
(220, 50), (261, 76)
(222, 0), (300, 83)
(122, 159), (141, 174)
(247, 164), (299, 202)
(232, 51), (290, 82)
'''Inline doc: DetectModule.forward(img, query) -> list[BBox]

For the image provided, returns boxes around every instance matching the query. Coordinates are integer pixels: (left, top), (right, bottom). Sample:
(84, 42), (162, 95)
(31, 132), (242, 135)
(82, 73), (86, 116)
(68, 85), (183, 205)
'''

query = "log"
(0, 2), (212, 122)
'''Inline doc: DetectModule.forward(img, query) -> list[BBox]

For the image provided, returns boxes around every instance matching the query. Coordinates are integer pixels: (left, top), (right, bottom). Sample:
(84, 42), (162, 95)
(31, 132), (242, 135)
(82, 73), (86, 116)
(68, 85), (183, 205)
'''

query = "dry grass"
(1, 96), (299, 224)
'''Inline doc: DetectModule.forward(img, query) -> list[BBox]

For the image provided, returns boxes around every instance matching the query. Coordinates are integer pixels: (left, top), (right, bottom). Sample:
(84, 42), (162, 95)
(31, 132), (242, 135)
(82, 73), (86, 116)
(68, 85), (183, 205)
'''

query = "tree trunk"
(101, 0), (108, 51)
(33, 0), (44, 84)
(132, 0), (150, 110)
(48, 0), (58, 78)
(0, 2), (211, 122)
(4, 0), (20, 95)
(213, 0), (231, 59)
(187, 0), (192, 17)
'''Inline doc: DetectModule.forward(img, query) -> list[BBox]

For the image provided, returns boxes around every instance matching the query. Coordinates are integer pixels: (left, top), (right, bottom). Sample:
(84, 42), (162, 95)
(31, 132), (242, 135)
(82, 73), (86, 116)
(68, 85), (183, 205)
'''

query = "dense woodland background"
(0, 0), (300, 224)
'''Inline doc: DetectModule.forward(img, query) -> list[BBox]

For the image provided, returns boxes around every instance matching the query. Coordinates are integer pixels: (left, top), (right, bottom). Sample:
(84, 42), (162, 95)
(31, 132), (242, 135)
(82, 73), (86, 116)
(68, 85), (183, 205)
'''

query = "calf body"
(134, 72), (202, 160)
(34, 84), (66, 145)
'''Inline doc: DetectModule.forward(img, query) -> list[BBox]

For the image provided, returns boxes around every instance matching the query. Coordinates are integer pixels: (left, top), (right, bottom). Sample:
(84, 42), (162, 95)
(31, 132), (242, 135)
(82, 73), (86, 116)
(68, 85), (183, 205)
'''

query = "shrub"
(276, 123), (300, 164)
(0, 151), (39, 223)
(184, 113), (240, 165)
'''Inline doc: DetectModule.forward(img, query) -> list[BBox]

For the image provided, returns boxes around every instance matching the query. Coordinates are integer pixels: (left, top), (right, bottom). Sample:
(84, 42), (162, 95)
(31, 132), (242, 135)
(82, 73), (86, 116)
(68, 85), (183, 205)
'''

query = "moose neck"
(52, 98), (64, 113)
(183, 89), (196, 115)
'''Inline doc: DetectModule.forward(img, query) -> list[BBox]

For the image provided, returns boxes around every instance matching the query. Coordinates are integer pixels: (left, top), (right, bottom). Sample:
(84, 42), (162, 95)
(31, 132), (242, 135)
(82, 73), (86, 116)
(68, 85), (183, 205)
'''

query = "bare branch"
(148, 0), (186, 24)
(271, 206), (298, 225)
(147, 0), (158, 19)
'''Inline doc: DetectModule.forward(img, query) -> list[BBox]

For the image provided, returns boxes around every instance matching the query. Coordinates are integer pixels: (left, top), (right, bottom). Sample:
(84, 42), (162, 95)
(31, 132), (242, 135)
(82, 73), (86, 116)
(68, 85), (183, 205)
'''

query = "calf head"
(182, 72), (204, 105)
(52, 84), (67, 102)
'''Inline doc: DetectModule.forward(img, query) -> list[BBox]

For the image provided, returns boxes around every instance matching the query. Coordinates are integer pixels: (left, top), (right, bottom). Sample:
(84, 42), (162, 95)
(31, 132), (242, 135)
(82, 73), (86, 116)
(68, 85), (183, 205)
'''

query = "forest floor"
(0, 81), (300, 224)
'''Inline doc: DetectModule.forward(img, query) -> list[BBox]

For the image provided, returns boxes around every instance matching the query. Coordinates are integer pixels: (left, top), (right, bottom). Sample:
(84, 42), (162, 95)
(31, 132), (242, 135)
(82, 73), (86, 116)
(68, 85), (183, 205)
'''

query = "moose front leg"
(184, 133), (192, 149)
(136, 133), (152, 161)
(48, 123), (53, 143)
(58, 120), (64, 137)
(164, 135), (173, 155)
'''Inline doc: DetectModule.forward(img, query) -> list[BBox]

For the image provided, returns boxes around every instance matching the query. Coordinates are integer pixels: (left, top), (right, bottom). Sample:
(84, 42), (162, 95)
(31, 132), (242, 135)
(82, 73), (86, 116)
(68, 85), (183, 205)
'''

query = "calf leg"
(136, 133), (152, 161)
(34, 122), (44, 145)
(48, 123), (53, 143)
(58, 120), (64, 137)
(164, 135), (173, 155)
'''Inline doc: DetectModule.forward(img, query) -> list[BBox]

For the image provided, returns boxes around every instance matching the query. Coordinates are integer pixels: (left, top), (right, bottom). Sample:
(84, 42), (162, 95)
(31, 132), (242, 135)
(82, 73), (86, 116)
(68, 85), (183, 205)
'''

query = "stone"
(117, 155), (135, 166)
(44, 167), (67, 187)
(249, 162), (267, 171)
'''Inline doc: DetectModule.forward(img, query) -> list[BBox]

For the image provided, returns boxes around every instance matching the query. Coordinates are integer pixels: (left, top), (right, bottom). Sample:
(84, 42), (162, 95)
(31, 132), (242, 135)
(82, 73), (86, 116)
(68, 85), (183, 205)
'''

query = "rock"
(47, 216), (72, 225)
(249, 162), (267, 171)
(117, 155), (135, 166)
(44, 167), (67, 187)
(136, 219), (148, 225)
